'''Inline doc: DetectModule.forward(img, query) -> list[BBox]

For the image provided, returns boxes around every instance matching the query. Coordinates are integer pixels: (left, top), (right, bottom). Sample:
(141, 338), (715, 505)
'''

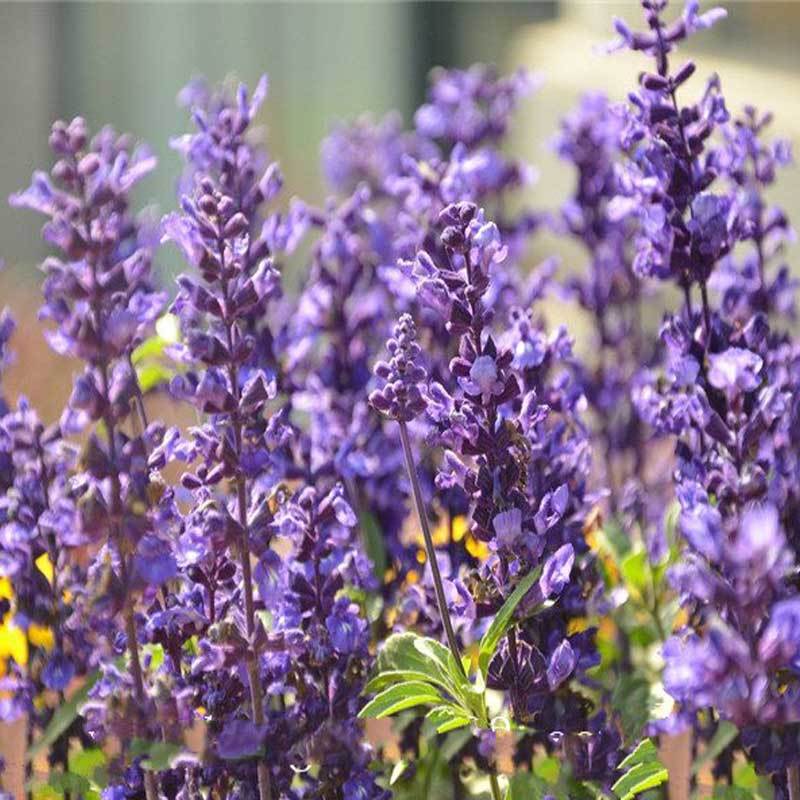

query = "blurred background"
(0, 0), (798, 421)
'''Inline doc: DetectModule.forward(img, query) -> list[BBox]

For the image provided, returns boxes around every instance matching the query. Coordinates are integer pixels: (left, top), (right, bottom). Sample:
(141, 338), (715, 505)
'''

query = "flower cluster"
(554, 92), (658, 512)
(153, 77), (383, 799)
(377, 202), (619, 783)
(610, 0), (800, 789)
(3, 5), (800, 797)
(10, 116), (171, 798)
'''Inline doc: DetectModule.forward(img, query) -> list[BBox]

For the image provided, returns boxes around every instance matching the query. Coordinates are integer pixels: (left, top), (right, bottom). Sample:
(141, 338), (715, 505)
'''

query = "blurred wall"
(0, 2), (554, 273)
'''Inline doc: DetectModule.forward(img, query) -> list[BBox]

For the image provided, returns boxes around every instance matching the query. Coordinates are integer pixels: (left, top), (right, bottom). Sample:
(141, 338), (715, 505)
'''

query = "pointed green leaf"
(426, 704), (473, 734)
(373, 632), (464, 697)
(692, 721), (738, 776)
(365, 669), (445, 694)
(612, 761), (668, 800)
(478, 566), (542, 675)
(27, 670), (101, 763)
(390, 759), (410, 786)
(359, 681), (443, 719)
(618, 738), (659, 771)
(620, 549), (649, 597)
(359, 511), (387, 580)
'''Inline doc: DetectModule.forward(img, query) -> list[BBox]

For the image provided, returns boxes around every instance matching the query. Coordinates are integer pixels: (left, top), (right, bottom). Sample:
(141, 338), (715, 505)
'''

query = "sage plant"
(11, 117), (170, 799)
(610, 0), (800, 793)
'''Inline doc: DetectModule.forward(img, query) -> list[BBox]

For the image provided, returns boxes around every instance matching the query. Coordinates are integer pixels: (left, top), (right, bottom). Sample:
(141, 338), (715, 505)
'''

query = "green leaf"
(129, 738), (186, 770)
(610, 674), (653, 743)
(618, 738), (659, 771)
(359, 681), (443, 719)
(478, 565), (542, 676)
(69, 747), (106, 779)
(712, 788), (753, 800)
(426, 704), (473, 734)
(391, 745), (455, 800)
(507, 772), (552, 799)
(413, 635), (465, 687)
(47, 772), (91, 795)
(620, 549), (649, 597)
(136, 363), (172, 393)
(365, 669), (443, 694)
(611, 740), (668, 800)
(600, 518), (633, 562)
(131, 335), (167, 365)
(143, 643), (165, 671)
(372, 632), (465, 697)
(612, 761), (668, 800)
(390, 759), (410, 785)
(31, 785), (61, 800)
(534, 755), (560, 783)
(27, 670), (101, 763)
(68, 746), (107, 794)
(359, 511), (387, 580)
(692, 720), (738, 776)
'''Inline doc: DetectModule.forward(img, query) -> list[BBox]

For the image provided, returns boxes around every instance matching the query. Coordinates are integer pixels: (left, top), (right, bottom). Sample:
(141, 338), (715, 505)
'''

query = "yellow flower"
(598, 616), (617, 645)
(568, 617), (589, 635)
(465, 533), (489, 561)
(431, 517), (450, 547)
(0, 622), (28, 666)
(36, 552), (54, 585)
(451, 516), (468, 543)
(28, 623), (55, 652)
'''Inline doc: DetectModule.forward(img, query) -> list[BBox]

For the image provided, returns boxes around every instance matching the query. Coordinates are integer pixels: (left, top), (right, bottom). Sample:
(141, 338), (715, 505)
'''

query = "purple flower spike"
(369, 313), (428, 422)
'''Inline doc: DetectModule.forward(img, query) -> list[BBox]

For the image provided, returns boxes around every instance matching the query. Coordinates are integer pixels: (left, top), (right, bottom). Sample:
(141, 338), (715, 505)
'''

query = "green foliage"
(359, 680), (445, 718)
(131, 313), (181, 393)
(692, 721), (738, 776)
(130, 738), (187, 771)
(360, 632), (487, 733)
(27, 670), (101, 763)
(390, 745), (456, 800)
(611, 739), (668, 800)
(359, 510), (388, 580)
(478, 565), (543, 677)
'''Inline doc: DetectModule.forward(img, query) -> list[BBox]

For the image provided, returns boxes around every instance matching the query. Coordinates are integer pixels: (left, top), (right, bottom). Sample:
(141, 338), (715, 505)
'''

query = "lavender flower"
(164, 76), (299, 800)
(369, 314), (428, 422)
(11, 116), (171, 799)
(262, 485), (386, 798)
(391, 202), (618, 783)
(612, 3), (800, 789)
(554, 93), (663, 513)
(609, 0), (729, 328)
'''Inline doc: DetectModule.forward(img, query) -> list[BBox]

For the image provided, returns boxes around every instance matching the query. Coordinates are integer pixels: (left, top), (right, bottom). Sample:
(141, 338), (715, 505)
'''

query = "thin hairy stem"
(488, 770), (503, 800)
(221, 260), (273, 800)
(397, 421), (507, 800)
(397, 420), (464, 675)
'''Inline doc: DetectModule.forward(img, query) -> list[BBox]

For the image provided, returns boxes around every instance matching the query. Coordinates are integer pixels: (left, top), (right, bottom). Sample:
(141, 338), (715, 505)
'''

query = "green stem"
(397, 420), (503, 800)
(489, 770), (503, 800)
(397, 421), (464, 674)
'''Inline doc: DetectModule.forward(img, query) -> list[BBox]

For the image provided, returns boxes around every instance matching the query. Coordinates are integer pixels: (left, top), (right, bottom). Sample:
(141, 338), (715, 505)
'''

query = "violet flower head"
(0, 308), (14, 417)
(369, 313), (428, 423)
(261, 484), (384, 798)
(710, 106), (796, 322)
(607, 1), (726, 62)
(415, 65), (538, 149)
(402, 202), (616, 780)
(608, 0), (733, 293)
(10, 116), (170, 799)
